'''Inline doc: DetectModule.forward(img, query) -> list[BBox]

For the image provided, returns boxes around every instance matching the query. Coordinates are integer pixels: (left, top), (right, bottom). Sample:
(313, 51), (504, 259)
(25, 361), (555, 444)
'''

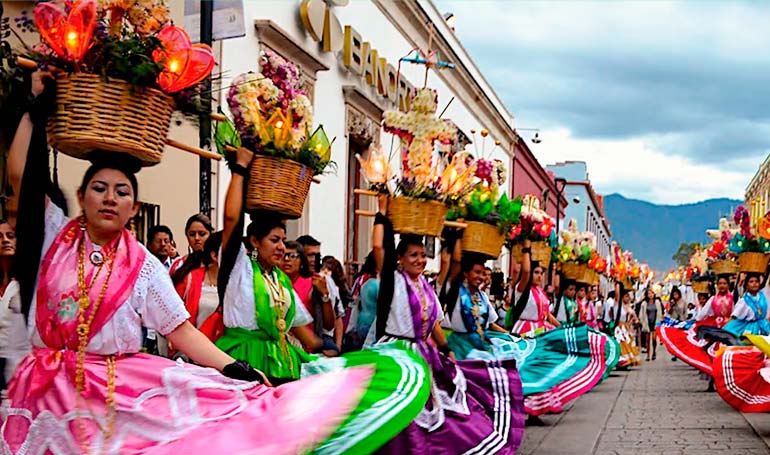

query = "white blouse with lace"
(222, 244), (312, 330)
(383, 272), (444, 339)
(29, 201), (190, 356)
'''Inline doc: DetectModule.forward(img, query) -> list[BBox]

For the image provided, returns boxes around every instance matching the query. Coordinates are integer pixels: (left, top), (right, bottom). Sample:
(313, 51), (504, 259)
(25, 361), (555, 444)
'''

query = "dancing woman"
(1, 74), (428, 455)
(723, 273), (770, 337)
(369, 198), (524, 454)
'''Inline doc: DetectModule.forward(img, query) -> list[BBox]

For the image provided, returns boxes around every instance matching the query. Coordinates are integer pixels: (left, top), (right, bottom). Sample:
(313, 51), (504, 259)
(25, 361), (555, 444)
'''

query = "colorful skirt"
(375, 337), (525, 455)
(591, 327), (620, 382)
(712, 342), (770, 413)
(522, 326), (607, 415)
(657, 324), (715, 375)
(615, 322), (642, 368)
(723, 317), (770, 338)
(216, 326), (312, 381)
(1, 342), (430, 455)
(511, 318), (554, 338)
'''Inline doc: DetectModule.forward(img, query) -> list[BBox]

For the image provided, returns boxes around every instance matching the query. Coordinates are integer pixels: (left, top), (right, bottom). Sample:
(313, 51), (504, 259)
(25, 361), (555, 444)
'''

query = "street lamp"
(514, 128), (542, 144)
(549, 177), (567, 287)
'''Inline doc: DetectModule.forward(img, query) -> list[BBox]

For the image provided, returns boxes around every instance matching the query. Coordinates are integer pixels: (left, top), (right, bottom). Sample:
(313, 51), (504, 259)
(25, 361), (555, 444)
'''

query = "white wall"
(217, 1), (512, 272)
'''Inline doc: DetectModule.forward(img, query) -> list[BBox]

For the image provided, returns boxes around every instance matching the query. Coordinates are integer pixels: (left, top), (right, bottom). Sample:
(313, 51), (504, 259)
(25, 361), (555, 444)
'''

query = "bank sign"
(300, 0), (416, 112)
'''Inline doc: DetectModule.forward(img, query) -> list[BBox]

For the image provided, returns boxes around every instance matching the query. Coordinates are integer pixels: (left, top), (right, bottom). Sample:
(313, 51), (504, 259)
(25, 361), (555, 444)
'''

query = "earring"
(128, 218), (136, 236)
(79, 213), (87, 231)
(250, 248), (259, 261)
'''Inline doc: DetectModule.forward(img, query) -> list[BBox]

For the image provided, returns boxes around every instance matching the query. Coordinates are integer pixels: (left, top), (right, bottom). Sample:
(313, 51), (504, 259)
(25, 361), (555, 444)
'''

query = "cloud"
(437, 1), (770, 200)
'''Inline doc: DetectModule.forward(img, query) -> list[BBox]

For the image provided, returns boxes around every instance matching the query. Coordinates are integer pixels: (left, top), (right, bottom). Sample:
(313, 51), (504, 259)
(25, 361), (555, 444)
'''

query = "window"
(129, 202), (161, 244)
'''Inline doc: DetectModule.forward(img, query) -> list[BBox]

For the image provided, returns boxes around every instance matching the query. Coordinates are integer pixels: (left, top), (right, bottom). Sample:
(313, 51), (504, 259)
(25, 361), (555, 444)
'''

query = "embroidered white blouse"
(222, 244), (312, 330)
(29, 201), (191, 356)
(443, 287), (498, 332)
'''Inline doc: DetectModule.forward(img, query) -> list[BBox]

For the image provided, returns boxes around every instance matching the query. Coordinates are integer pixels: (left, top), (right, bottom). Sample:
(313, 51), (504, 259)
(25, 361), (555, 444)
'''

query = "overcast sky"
(437, 0), (769, 204)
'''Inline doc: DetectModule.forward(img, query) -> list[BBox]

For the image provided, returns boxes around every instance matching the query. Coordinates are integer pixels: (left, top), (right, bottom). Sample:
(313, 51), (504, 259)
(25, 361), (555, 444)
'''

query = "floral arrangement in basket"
(446, 158), (522, 233)
(588, 251), (608, 276)
(380, 87), (461, 202)
(219, 50), (333, 175)
(610, 242), (630, 281)
(505, 194), (557, 249)
(553, 218), (597, 264)
(726, 206), (770, 254)
(15, 0), (214, 110)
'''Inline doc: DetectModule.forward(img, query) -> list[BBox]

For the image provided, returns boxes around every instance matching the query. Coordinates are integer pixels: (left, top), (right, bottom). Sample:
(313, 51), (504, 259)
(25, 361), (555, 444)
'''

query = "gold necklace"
(411, 277), (430, 339)
(76, 235), (118, 454)
(260, 266), (293, 372)
(470, 290), (485, 341)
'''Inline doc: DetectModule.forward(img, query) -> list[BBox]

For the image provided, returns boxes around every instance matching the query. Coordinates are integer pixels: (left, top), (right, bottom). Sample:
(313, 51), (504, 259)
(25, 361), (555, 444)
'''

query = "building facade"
(746, 154), (770, 227)
(546, 161), (612, 259)
(214, 0), (566, 276)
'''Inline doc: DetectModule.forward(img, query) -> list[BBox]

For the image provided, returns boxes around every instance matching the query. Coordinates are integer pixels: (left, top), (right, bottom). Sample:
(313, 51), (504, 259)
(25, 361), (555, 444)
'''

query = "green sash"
(215, 259), (310, 379)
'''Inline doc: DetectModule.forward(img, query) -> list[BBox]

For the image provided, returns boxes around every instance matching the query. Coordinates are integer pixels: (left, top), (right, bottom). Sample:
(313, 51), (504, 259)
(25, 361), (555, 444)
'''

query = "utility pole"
(198, 0), (213, 216)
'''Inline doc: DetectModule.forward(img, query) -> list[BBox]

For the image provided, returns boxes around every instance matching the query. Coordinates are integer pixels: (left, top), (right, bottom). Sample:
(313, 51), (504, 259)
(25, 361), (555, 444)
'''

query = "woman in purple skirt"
(366, 197), (525, 454)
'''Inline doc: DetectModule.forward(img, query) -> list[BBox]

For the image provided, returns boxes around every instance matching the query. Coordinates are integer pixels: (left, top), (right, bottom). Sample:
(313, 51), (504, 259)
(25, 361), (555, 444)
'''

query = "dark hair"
(284, 240), (311, 278)
(461, 252), (487, 273)
(246, 216), (286, 244)
(746, 273), (763, 286)
(322, 256), (347, 291)
(171, 231), (223, 286)
(396, 234), (424, 256)
(356, 251), (377, 280)
(608, 290), (616, 299)
(296, 234), (321, 247)
(78, 153), (141, 202)
(147, 225), (173, 244)
(669, 286), (682, 301)
(185, 213), (213, 234)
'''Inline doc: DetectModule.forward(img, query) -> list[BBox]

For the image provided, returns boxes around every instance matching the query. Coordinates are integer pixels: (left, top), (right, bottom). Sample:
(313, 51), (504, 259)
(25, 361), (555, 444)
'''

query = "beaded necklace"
(467, 283), (486, 341)
(75, 223), (118, 454)
(410, 276), (431, 339)
(260, 263), (292, 370)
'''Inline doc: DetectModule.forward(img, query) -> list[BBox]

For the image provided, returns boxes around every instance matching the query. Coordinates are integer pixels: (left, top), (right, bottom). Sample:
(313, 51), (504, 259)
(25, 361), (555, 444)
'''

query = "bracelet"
(521, 247), (532, 254)
(230, 163), (249, 176)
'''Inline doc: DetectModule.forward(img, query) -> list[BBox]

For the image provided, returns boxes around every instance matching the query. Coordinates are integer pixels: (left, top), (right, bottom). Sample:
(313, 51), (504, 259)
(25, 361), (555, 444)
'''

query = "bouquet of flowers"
(447, 158), (521, 233)
(728, 206), (770, 254)
(506, 194), (557, 248)
(587, 251), (608, 275)
(222, 50), (333, 175)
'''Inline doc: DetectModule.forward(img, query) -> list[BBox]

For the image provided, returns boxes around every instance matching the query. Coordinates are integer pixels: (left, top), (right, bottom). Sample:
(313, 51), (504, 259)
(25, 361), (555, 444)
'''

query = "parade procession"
(3, 0), (770, 454)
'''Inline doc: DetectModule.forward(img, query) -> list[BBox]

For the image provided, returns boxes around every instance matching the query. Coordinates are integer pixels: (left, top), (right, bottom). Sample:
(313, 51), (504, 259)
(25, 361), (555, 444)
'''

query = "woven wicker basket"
(692, 281), (710, 294)
(387, 197), (447, 237)
(511, 241), (552, 268)
(738, 252), (770, 274)
(246, 155), (314, 218)
(710, 259), (738, 276)
(562, 262), (584, 281)
(462, 221), (504, 258)
(47, 73), (174, 166)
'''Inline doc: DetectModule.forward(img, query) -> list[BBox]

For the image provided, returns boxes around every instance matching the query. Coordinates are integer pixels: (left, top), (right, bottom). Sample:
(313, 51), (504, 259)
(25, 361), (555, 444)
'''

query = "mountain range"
(602, 194), (743, 273)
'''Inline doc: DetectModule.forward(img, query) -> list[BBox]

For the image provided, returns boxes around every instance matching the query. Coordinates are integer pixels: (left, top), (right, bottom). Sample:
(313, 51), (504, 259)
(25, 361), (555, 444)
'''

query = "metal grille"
(130, 202), (160, 244)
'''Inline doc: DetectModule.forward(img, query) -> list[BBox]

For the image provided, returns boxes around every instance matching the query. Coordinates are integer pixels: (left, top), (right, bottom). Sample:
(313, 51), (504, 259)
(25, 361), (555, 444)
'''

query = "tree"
(672, 242), (701, 267)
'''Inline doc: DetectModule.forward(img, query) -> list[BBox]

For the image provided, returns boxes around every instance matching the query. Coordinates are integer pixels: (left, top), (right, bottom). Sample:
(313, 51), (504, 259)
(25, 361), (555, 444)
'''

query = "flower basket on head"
(224, 51), (335, 217)
(739, 252), (769, 274)
(692, 281), (710, 294)
(511, 241), (552, 267)
(49, 73), (174, 166)
(22, 1), (215, 166)
(561, 262), (584, 281)
(388, 197), (448, 237)
(449, 159), (520, 259)
(246, 156), (314, 218)
(463, 221), (505, 258)
(709, 259), (738, 276)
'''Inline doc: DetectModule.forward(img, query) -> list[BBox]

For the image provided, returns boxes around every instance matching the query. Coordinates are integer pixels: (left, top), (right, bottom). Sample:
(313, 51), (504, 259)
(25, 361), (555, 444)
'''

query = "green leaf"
(214, 118), (241, 156)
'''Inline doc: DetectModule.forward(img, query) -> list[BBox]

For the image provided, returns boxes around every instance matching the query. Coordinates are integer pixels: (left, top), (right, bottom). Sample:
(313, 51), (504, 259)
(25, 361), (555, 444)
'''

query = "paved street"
(518, 352), (770, 454)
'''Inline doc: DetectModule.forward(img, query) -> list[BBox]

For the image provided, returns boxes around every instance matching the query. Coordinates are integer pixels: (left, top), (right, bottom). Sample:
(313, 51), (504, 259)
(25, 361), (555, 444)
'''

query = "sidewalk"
(518, 355), (770, 454)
